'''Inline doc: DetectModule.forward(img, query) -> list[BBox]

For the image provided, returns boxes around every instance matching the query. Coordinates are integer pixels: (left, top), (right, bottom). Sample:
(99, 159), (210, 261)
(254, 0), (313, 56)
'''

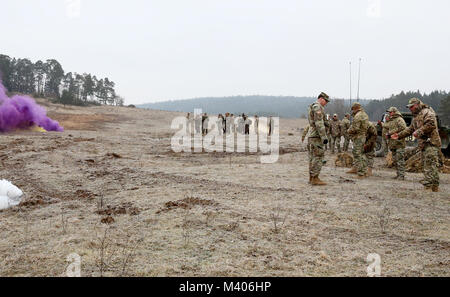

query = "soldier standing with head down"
(364, 122), (378, 177)
(330, 114), (342, 154)
(340, 114), (351, 152)
(347, 102), (370, 178)
(383, 107), (407, 180)
(391, 98), (441, 192)
(307, 92), (330, 186)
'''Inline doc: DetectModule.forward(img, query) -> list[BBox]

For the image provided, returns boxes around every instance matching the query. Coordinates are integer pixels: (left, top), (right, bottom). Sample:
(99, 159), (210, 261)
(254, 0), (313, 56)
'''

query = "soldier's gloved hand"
(323, 139), (329, 145)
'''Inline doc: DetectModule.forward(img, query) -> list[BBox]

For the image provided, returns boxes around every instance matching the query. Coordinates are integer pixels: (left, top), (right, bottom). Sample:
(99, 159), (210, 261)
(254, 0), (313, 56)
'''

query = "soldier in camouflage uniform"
(383, 107), (407, 180)
(347, 102), (370, 178)
(307, 92), (330, 185)
(392, 98), (441, 192)
(364, 122), (377, 177)
(330, 114), (342, 154)
(325, 115), (331, 151)
(340, 114), (351, 152)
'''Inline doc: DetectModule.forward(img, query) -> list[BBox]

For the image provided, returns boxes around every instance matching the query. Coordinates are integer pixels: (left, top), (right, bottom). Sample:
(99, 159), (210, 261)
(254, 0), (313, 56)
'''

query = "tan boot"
(366, 168), (373, 177)
(311, 176), (327, 186)
(346, 167), (357, 174)
(424, 185), (432, 192)
(432, 185), (439, 192)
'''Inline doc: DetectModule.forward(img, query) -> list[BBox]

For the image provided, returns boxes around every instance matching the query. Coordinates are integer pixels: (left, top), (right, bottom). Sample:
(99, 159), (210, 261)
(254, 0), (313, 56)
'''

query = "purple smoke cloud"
(0, 81), (64, 132)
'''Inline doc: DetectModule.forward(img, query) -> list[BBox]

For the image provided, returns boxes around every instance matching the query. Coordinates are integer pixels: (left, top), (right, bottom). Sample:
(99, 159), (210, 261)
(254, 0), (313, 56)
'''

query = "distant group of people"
(305, 92), (441, 192)
(186, 112), (275, 136)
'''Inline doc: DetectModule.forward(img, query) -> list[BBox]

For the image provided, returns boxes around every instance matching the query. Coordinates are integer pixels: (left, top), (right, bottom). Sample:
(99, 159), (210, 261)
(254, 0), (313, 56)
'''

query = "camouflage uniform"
(325, 116), (331, 150)
(301, 125), (310, 143)
(364, 122), (377, 169)
(347, 103), (370, 177)
(340, 115), (351, 152)
(308, 94), (330, 179)
(397, 99), (441, 189)
(330, 115), (342, 153)
(383, 108), (407, 179)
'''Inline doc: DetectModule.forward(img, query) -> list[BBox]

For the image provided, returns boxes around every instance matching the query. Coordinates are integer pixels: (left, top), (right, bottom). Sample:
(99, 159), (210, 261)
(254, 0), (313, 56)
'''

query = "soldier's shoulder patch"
(312, 103), (321, 111)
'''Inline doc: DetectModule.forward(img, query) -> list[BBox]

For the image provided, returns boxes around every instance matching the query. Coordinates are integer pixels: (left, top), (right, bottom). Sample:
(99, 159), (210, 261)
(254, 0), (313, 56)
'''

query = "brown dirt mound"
(404, 149), (449, 174)
(96, 202), (141, 216)
(157, 197), (217, 214)
(385, 152), (394, 168)
(335, 152), (353, 168)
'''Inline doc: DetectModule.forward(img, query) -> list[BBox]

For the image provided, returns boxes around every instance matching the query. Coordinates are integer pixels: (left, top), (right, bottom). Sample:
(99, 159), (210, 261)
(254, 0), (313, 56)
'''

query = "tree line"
(0, 54), (124, 106)
(363, 90), (450, 124)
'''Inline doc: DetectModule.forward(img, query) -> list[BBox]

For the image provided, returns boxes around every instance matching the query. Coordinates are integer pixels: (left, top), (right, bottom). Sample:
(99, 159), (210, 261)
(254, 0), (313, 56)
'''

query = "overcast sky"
(1, 0), (449, 104)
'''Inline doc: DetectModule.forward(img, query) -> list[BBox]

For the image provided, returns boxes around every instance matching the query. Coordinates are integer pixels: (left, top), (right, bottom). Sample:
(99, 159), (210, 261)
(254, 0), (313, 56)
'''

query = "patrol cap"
(406, 98), (422, 108)
(345, 113), (350, 117)
(351, 102), (362, 109)
(386, 107), (399, 113)
(318, 92), (330, 102)
(333, 114), (338, 117)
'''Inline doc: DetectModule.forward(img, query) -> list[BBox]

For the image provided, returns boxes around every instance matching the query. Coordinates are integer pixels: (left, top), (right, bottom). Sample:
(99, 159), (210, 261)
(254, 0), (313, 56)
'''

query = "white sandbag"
(0, 180), (23, 210)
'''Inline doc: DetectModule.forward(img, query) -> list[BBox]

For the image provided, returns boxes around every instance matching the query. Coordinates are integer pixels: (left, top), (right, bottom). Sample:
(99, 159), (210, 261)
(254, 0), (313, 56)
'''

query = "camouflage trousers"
(325, 134), (331, 150)
(382, 137), (389, 155)
(352, 136), (367, 176)
(422, 144), (440, 187)
(342, 136), (350, 152)
(331, 136), (342, 153)
(391, 147), (405, 178)
(308, 137), (325, 178)
(365, 148), (375, 169)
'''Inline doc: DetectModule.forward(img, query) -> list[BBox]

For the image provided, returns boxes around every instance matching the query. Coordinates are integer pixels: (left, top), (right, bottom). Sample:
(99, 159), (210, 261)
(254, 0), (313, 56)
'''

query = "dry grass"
(0, 101), (449, 277)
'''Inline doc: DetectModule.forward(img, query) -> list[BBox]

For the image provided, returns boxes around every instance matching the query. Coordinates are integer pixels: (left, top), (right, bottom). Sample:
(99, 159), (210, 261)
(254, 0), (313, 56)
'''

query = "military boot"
(346, 167), (357, 174)
(432, 185), (439, 192)
(424, 185), (432, 192)
(366, 168), (373, 177)
(311, 176), (327, 186)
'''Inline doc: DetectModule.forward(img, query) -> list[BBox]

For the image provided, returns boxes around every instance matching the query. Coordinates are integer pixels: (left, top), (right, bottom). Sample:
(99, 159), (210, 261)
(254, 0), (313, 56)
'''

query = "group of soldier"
(302, 113), (352, 154)
(187, 112), (275, 136)
(306, 92), (441, 192)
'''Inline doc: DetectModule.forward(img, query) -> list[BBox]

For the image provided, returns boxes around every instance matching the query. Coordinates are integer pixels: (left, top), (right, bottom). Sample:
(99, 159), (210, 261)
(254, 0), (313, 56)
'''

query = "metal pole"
(357, 58), (361, 102)
(349, 61), (352, 106)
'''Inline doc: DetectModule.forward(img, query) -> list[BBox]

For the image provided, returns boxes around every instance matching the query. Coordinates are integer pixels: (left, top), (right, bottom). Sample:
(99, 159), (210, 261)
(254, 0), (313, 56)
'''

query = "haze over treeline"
(138, 91), (450, 123)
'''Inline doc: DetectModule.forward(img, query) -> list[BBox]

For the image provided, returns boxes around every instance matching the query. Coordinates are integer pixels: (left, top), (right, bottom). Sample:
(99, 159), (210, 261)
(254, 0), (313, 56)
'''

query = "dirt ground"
(0, 101), (449, 277)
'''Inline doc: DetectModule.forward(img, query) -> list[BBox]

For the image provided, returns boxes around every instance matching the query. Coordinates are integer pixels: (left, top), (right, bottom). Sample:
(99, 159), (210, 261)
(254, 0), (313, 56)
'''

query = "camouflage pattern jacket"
(382, 112), (406, 149)
(398, 104), (442, 150)
(330, 119), (341, 137)
(365, 122), (377, 152)
(347, 109), (369, 139)
(340, 118), (351, 138)
(307, 103), (327, 141)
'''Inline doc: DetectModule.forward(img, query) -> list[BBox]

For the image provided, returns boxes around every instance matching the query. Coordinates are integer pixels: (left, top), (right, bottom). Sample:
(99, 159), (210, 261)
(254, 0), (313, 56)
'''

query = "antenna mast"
(357, 58), (362, 102)
(349, 61), (352, 106)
